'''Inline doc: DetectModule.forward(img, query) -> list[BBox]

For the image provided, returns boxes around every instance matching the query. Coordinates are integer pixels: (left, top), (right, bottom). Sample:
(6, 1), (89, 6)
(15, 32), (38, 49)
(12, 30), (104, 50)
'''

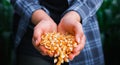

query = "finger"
(32, 29), (42, 46)
(69, 36), (85, 60)
(74, 22), (83, 43)
(68, 50), (81, 60)
(32, 37), (41, 47)
(75, 33), (81, 44)
(68, 53), (75, 61)
(74, 22), (85, 51)
(47, 51), (54, 57)
(39, 45), (54, 57)
(39, 45), (48, 56)
(71, 24), (86, 59)
(74, 35), (86, 53)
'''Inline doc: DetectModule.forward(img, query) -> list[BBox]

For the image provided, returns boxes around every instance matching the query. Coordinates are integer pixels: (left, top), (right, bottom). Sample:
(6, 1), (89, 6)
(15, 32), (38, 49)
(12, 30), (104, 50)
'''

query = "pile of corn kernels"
(40, 32), (78, 65)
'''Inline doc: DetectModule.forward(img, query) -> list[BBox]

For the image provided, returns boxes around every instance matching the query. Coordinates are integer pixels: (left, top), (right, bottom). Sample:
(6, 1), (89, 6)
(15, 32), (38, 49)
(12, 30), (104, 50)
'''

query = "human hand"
(58, 11), (86, 60)
(32, 10), (57, 57)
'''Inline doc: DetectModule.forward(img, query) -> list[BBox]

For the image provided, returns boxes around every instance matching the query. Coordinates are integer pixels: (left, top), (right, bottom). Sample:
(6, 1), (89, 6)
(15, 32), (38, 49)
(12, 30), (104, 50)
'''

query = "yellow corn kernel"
(54, 58), (58, 63)
(40, 32), (78, 65)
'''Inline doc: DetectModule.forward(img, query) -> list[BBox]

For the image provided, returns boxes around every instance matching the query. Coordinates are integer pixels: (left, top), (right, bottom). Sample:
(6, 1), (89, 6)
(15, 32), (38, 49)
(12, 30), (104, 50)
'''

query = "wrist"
(64, 11), (81, 22)
(31, 9), (52, 25)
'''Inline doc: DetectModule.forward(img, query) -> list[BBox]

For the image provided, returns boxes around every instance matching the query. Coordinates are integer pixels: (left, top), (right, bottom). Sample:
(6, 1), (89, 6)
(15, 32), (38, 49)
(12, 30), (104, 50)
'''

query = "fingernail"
(69, 54), (75, 61)
(70, 56), (74, 61)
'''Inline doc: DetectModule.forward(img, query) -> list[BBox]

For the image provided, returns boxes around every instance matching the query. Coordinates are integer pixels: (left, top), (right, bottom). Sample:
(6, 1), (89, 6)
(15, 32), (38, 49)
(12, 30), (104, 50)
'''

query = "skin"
(58, 11), (86, 60)
(32, 9), (57, 57)
(32, 9), (86, 60)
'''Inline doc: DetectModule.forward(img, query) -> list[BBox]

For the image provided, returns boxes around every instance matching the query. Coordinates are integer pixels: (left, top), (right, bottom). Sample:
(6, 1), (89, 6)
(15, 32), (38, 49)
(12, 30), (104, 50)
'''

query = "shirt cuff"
(62, 0), (103, 25)
(14, 0), (50, 22)
(28, 5), (50, 30)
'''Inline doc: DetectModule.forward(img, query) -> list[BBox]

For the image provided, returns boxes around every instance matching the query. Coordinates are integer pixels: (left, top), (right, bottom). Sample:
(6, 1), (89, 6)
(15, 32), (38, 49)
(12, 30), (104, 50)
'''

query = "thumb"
(32, 36), (41, 47)
(73, 33), (80, 53)
(74, 22), (82, 44)
(32, 29), (42, 46)
(36, 36), (41, 46)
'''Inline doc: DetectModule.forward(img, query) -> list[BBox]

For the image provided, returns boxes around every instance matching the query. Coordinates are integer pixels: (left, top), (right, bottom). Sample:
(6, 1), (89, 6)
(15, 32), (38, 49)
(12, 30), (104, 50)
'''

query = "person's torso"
(40, 0), (69, 23)
(40, 0), (68, 13)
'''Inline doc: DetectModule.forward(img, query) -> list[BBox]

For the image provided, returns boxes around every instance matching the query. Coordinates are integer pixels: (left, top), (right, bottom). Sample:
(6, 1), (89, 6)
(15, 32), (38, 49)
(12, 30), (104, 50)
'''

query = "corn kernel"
(40, 32), (78, 65)
(54, 58), (58, 63)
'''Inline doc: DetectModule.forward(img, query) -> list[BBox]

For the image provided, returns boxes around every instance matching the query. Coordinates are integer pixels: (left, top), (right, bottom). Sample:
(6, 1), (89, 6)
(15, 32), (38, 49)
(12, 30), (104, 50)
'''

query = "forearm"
(13, 0), (42, 18)
(31, 9), (52, 25)
(12, 0), (52, 26)
(62, 11), (81, 23)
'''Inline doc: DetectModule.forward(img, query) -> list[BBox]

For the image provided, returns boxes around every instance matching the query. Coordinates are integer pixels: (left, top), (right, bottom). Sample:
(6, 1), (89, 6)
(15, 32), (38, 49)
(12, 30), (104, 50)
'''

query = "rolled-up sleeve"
(64, 0), (103, 24)
(11, 0), (49, 45)
(12, 0), (49, 20)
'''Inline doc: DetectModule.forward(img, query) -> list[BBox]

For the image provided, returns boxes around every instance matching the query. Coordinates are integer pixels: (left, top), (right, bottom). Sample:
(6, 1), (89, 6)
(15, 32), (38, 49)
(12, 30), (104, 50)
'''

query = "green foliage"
(97, 0), (120, 33)
(0, 0), (13, 65)
(0, 0), (13, 40)
(97, 0), (120, 46)
(97, 0), (120, 65)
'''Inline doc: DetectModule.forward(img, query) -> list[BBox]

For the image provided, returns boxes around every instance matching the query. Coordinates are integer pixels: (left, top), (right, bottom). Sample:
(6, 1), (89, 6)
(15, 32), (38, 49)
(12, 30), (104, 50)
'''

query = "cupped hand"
(32, 19), (57, 57)
(58, 11), (86, 60)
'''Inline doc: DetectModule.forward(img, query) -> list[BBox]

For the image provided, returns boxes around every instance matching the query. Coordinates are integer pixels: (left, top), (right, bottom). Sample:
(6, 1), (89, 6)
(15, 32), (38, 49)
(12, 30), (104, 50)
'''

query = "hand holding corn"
(57, 11), (86, 62)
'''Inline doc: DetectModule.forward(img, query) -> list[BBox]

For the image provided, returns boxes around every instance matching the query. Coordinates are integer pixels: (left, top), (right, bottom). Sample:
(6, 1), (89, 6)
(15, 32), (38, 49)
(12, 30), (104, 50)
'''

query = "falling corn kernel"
(40, 32), (78, 65)
(54, 58), (58, 63)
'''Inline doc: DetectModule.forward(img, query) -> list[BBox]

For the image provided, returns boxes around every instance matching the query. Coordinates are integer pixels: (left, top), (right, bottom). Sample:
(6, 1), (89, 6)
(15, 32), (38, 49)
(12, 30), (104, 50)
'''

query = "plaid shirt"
(11, 0), (104, 65)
